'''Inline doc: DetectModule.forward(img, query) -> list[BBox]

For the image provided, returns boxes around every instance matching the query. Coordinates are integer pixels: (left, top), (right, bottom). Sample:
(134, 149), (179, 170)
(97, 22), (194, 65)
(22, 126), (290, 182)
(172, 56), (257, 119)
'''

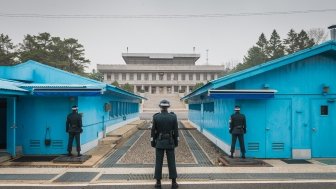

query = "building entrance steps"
(142, 93), (187, 112)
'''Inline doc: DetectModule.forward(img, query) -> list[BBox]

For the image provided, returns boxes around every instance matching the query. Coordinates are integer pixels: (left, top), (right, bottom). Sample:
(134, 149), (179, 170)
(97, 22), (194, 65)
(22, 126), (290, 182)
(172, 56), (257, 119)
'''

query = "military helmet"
(72, 105), (78, 110)
(159, 99), (170, 107)
(234, 105), (240, 111)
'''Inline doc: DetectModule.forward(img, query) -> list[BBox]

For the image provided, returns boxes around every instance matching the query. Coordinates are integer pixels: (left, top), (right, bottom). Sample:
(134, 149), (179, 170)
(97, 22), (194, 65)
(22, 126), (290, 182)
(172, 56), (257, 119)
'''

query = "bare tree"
(307, 28), (328, 44)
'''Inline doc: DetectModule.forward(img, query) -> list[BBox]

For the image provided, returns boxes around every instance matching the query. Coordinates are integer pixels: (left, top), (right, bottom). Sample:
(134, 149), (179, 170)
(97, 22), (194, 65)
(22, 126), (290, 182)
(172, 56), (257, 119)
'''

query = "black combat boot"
(67, 151), (72, 157)
(154, 179), (161, 188)
(77, 152), (82, 157)
(171, 178), (179, 189)
(242, 153), (246, 159)
(229, 153), (233, 158)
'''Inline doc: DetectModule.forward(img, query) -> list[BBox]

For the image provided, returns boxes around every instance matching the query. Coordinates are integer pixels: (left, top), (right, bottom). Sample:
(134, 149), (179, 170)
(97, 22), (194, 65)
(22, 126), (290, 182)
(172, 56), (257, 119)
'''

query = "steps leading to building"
(143, 93), (187, 112)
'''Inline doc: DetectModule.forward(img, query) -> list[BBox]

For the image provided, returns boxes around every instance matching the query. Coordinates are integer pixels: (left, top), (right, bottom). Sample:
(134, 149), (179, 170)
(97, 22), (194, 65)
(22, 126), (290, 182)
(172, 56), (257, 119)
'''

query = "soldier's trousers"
(154, 148), (177, 179)
(230, 134), (245, 154)
(67, 133), (81, 152)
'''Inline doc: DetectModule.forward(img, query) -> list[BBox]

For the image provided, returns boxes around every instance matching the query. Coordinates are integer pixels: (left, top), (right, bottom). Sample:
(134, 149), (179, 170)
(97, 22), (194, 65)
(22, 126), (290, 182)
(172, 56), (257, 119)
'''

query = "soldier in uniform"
(229, 105), (246, 159)
(151, 100), (179, 189)
(66, 105), (83, 157)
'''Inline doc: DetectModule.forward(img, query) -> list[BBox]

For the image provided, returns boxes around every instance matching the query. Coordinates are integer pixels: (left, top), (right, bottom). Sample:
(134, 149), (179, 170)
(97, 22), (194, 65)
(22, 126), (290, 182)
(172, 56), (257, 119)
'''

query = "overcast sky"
(1, 0), (335, 72)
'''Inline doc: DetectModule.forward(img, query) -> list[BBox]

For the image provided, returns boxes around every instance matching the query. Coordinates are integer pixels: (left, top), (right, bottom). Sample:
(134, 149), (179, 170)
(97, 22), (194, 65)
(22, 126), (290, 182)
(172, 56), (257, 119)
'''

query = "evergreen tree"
(241, 46), (268, 69)
(122, 83), (134, 93)
(18, 33), (90, 74)
(256, 33), (268, 56)
(296, 30), (315, 51)
(267, 30), (284, 60)
(283, 29), (298, 54)
(0, 34), (17, 65)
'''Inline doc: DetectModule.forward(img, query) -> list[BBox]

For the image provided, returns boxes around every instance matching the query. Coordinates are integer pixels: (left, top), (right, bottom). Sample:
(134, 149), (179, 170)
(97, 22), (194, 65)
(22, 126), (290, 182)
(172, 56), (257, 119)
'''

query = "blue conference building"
(182, 40), (336, 159)
(0, 60), (144, 157)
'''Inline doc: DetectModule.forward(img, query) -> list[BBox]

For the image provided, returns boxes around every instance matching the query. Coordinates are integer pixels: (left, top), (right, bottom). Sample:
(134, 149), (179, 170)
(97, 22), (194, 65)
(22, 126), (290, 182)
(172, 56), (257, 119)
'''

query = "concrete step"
(100, 137), (121, 145)
(0, 152), (11, 163)
(106, 120), (145, 139)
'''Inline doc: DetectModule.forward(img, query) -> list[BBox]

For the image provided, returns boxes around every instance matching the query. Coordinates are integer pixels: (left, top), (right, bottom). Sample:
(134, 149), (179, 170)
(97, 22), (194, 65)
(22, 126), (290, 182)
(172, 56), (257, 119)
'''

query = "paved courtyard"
(98, 122), (224, 168)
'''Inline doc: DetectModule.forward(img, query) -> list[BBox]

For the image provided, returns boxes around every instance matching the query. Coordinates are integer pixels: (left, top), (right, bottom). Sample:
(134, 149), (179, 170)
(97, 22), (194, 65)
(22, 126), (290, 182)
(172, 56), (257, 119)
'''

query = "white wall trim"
(80, 116), (140, 153)
(292, 149), (311, 159)
(188, 120), (233, 155)
(106, 117), (139, 133)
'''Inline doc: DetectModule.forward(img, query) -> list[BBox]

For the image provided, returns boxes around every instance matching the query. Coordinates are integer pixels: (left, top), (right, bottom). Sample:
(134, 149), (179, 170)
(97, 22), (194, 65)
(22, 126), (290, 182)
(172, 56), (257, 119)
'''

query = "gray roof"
(122, 53), (200, 59)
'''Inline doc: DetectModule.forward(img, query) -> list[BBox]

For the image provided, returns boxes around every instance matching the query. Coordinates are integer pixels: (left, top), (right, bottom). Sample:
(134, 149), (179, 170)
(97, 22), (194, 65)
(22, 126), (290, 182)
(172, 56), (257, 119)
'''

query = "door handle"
(266, 128), (270, 131)
(312, 128), (317, 132)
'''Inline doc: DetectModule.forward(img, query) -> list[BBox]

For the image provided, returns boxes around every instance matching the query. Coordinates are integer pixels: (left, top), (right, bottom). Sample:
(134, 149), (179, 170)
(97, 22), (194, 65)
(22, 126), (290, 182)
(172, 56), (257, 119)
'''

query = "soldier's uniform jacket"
(151, 111), (179, 149)
(229, 112), (246, 134)
(66, 112), (83, 133)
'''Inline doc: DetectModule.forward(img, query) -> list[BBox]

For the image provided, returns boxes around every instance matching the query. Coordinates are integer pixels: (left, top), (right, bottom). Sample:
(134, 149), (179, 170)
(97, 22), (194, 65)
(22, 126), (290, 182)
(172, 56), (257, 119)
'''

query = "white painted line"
(1, 179), (336, 187)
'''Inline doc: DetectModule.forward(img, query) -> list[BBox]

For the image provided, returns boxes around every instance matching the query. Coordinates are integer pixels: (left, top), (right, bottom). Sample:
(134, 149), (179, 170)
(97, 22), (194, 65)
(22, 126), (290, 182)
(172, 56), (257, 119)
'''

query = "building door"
(240, 100), (266, 158)
(311, 99), (336, 157)
(6, 97), (16, 157)
(0, 98), (7, 150)
(265, 99), (292, 158)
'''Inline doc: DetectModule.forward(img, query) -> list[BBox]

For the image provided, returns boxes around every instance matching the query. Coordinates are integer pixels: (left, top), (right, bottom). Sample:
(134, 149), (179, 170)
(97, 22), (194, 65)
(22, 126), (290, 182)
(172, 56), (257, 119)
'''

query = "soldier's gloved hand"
(80, 129), (83, 133)
(175, 142), (178, 147)
(229, 129), (232, 134)
(151, 141), (156, 147)
(244, 130), (246, 134)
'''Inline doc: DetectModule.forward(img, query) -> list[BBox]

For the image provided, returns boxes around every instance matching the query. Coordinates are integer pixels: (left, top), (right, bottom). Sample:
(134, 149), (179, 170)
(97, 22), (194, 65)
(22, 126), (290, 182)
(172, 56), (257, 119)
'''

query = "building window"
(114, 73), (119, 81)
(152, 73), (156, 80)
(196, 73), (200, 80)
(174, 73), (178, 80)
(107, 74), (111, 80)
(137, 73), (141, 80)
(211, 74), (215, 80)
(130, 73), (134, 80)
(144, 73), (149, 80)
(167, 73), (171, 80)
(174, 86), (179, 92)
(181, 73), (185, 80)
(122, 73), (126, 80)
(159, 72), (164, 80)
(144, 86), (149, 92)
(189, 73), (193, 80)
(321, 105), (328, 116)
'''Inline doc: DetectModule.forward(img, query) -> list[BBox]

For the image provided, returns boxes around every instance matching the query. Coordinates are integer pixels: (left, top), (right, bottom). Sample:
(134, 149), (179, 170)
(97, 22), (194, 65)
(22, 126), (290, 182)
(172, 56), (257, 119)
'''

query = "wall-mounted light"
(322, 84), (330, 95)
(263, 84), (270, 89)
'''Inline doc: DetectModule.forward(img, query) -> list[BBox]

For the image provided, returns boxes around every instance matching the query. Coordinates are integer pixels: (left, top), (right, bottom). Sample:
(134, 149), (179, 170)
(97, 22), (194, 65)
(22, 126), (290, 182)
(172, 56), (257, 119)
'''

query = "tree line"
(232, 28), (327, 72)
(0, 32), (94, 76)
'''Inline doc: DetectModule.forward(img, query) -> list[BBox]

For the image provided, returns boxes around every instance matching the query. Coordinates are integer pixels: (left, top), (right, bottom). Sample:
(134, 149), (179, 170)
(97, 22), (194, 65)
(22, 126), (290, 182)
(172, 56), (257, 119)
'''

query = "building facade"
(182, 40), (336, 159)
(0, 60), (144, 157)
(97, 53), (226, 94)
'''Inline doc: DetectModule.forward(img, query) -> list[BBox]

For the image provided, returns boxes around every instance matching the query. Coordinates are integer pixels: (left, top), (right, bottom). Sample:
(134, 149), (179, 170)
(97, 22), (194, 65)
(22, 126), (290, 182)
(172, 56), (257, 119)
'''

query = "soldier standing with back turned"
(151, 100), (179, 189)
(66, 105), (83, 157)
(229, 105), (246, 159)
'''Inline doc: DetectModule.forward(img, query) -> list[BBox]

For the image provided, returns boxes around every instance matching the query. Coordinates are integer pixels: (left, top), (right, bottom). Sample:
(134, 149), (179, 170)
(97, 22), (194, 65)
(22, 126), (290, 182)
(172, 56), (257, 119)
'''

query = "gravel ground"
(118, 130), (196, 164)
(189, 130), (226, 165)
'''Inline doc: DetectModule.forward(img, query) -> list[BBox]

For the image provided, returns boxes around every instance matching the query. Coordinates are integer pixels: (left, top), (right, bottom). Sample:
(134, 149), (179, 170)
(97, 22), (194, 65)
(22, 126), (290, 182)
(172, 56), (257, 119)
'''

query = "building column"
(134, 85), (137, 93)
(149, 85), (152, 94)
(187, 85), (190, 93)
(214, 73), (218, 79)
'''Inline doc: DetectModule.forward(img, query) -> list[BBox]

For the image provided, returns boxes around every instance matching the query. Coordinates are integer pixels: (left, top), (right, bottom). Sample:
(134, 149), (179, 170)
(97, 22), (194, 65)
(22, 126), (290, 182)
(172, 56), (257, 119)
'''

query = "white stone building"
(97, 53), (225, 94)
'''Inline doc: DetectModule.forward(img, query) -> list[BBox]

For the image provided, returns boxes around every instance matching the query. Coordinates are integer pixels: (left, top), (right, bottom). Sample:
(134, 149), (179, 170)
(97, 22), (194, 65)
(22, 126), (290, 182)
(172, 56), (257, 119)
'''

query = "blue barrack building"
(0, 60), (145, 157)
(182, 40), (336, 159)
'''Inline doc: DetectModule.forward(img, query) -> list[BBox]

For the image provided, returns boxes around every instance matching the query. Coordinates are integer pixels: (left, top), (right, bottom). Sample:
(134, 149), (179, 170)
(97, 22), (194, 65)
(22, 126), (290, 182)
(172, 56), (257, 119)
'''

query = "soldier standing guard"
(151, 100), (179, 189)
(66, 105), (83, 157)
(229, 105), (246, 159)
